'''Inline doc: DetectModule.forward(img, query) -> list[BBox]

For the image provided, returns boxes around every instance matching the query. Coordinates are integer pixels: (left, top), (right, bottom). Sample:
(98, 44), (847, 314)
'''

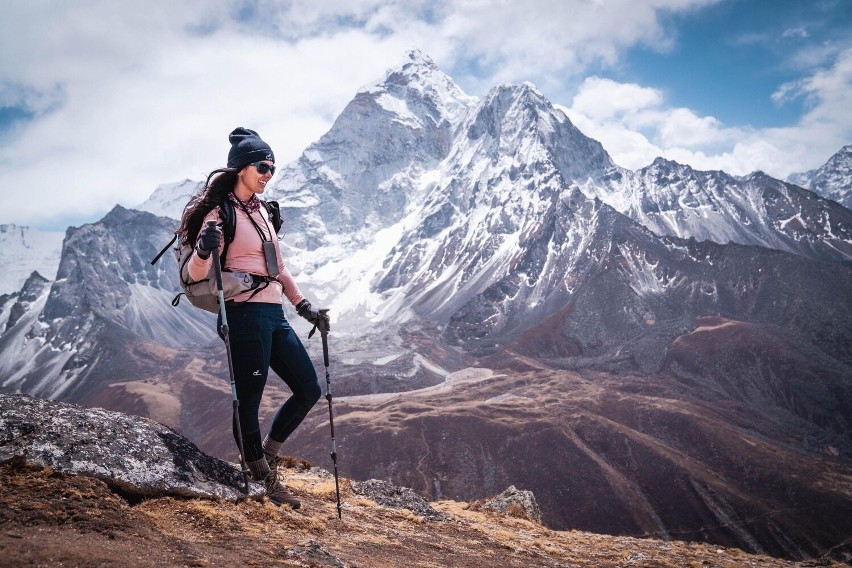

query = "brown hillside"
(2, 459), (847, 568)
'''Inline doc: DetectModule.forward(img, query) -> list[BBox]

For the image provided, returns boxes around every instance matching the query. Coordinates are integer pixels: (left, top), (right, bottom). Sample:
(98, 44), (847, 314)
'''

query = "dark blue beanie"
(227, 127), (275, 169)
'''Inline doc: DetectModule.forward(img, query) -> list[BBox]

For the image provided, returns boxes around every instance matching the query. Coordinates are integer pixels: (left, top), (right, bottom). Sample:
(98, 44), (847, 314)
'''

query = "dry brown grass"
(276, 454), (312, 470)
(2, 461), (847, 568)
(506, 501), (529, 519)
(398, 509), (427, 524)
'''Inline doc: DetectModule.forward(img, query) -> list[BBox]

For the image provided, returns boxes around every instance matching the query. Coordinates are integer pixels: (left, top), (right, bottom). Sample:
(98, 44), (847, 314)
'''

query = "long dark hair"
(177, 168), (238, 247)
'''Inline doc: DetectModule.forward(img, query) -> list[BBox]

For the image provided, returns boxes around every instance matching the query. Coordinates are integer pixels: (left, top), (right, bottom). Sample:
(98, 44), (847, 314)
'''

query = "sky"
(0, 0), (850, 231)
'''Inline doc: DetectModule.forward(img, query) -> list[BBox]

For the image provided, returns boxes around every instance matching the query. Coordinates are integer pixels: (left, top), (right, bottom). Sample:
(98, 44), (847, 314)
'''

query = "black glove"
(296, 299), (319, 324)
(298, 300), (330, 338)
(296, 299), (330, 328)
(196, 224), (222, 259)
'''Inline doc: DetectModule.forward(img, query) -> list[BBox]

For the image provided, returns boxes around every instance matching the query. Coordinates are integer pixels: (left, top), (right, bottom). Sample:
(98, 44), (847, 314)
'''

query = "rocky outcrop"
(482, 485), (542, 524)
(0, 393), (261, 501)
(352, 478), (448, 521)
(285, 540), (348, 567)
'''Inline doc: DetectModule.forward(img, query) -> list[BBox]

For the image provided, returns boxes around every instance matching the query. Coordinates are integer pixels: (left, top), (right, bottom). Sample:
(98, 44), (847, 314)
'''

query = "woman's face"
(236, 161), (274, 197)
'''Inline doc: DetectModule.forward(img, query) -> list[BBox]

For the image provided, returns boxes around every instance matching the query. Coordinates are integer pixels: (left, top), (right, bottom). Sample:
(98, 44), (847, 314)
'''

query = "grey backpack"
(151, 196), (282, 313)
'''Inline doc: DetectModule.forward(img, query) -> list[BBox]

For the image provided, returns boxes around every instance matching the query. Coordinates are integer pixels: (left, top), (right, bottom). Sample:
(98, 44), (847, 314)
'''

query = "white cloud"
(659, 109), (729, 148)
(0, 2), (417, 228)
(437, 0), (721, 96)
(782, 27), (809, 40)
(570, 77), (663, 122)
(563, 47), (852, 177)
(562, 77), (749, 170)
(2, 0), (844, 230)
(781, 48), (852, 125)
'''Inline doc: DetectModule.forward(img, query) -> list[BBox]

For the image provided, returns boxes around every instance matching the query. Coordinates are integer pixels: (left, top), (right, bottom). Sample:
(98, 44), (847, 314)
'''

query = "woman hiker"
(178, 127), (326, 509)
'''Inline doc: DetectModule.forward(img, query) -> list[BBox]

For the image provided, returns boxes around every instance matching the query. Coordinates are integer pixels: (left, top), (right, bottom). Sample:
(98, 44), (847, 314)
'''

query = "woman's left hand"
(296, 299), (321, 324)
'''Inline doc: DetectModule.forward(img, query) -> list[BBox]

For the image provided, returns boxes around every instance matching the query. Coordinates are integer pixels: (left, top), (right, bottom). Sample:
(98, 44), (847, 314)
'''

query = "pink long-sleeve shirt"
(187, 204), (304, 306)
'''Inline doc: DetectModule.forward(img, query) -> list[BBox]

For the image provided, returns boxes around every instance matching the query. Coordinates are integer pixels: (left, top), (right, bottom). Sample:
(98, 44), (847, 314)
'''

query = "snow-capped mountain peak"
(265, 50), (478, 252)
(364, 49), (478, 128)
(786, 145), (852, 209)
(461, 81), (614, 185)
(134, 179), (204, 221)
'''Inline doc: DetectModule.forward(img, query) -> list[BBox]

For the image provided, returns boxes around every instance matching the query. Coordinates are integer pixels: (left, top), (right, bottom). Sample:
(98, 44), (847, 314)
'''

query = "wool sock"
(262, 435), (283, 462)
(246, 457), (271, 481)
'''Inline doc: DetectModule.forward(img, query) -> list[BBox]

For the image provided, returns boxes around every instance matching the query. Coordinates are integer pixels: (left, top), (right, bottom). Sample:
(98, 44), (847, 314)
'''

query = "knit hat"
(227, 127), (275, 169)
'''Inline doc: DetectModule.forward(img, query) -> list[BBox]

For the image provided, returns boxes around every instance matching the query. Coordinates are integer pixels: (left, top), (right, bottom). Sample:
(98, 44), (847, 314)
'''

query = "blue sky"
(621, 0), (850, 127)
(0, 0), (850, 230)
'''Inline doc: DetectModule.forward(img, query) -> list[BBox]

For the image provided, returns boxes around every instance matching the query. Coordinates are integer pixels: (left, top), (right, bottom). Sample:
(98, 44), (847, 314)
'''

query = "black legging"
(218, 301), (321, 462)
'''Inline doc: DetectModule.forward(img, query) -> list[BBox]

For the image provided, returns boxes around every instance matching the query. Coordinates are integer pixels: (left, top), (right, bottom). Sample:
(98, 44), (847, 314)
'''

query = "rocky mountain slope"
(2, 393), (847, 568)
(591, 161), (852, 262)
(0, 206), (214, 401)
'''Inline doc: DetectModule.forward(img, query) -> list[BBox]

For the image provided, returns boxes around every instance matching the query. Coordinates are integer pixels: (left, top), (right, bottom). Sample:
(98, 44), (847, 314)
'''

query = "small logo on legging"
(252, 370), (262, 376)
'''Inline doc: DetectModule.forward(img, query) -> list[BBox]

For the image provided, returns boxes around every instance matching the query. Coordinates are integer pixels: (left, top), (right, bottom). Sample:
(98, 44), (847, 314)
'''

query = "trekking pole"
(207, 221), (251, 495)
(315, 309), (342, 519)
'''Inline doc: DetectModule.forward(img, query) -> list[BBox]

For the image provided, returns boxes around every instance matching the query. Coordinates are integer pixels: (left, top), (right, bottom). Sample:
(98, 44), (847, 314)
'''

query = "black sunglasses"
(249, 161), (276, 175)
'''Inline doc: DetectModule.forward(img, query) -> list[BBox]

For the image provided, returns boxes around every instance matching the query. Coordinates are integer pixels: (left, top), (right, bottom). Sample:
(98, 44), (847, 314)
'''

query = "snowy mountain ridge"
(261, 57), (851, 334)
(587, 159), (852, 262)
(131, 52), (851, 276)
(8, 49), (852, 399)
(128, 52), (852, 338)
(0, 207), (214, 400)
(371, 81), (614, 326)
(134, 179), (203, 221)
(786, 145), (852, 210)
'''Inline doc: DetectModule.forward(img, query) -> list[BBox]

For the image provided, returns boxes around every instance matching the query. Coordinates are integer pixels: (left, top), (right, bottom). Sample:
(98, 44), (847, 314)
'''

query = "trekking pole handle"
(207, 221), (225, 292)
(318, 309), (330, 330)
(318, 309), (330, 367)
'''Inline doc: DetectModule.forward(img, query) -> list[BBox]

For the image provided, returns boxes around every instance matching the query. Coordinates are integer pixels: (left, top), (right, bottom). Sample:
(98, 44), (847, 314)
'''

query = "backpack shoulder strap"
(151, 233), (178, 265)
(218, 200), (237, 266)
(219, 200), (237, 243)
(262, 200), (282, 234)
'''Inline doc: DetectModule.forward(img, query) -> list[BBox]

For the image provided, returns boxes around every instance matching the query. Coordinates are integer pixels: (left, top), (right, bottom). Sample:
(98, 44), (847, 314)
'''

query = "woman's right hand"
(196, 224), (222, 259)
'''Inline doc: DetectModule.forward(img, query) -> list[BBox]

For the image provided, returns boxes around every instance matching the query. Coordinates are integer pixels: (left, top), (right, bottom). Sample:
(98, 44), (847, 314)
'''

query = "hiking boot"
(264, 470), (300, 509)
